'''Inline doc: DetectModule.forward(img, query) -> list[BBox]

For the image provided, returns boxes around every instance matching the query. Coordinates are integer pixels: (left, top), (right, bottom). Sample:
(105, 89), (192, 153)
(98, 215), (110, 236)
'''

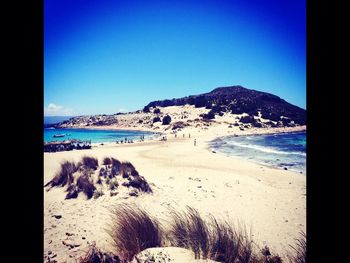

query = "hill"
(144, 86), (306, 125)
(55, 86), (306, 130)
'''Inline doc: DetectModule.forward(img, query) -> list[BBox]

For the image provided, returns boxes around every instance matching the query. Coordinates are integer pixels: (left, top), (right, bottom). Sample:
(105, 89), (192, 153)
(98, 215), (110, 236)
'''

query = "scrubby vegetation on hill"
(153, 108), (161, 114)
(162, 115), (172, 125)
(56, 114), (118, 128)
(144, 86), (306, 125)
(153, 116), (161, 123)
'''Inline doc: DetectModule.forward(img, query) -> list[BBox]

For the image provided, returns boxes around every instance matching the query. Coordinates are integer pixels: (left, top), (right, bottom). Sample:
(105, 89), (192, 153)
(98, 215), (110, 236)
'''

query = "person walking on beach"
(194, 139), (196, 146)
(183, 133), (185, 138)
(189, 133), (191, 138)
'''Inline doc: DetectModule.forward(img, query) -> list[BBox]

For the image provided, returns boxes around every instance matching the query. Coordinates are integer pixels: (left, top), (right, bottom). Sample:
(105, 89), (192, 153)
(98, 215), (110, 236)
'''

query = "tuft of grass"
(79, 242), (121, 263)
(131, 169), (139, 177)
(99, 167), (108, 178)
(259, 246), (283, 262)
(120, 161), (136, 176)
(65, 184), (79, 199)
(76, 161), (83, 171)
(108, 204), (163, 261)
(287, 231), (306, 263)
(110, 167), (118, 178)
(169, 207), (210, 259)
(82, 156), (99, 170)
(111, 158), (121, 167)
(122, 171), (129, 179)
(45, 161), (77, 189)
(96, 177), (103, 185)
(109, 158), (122, 177)
(77, 174), (96, 199)
(265, 255), (283, 263)
(169, 207), (258, 263)
(188, 207), (210, 259)
(125, 176), (152, 193)
(109, 179), (119, 190)
(93, 189), (104, 199)
(208, 216), (244, 262)
(103, 157), (112, 166)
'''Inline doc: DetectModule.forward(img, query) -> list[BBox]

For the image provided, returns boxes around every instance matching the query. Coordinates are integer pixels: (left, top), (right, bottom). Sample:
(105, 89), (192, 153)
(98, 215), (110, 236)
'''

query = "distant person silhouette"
(194, 139), (196, 146)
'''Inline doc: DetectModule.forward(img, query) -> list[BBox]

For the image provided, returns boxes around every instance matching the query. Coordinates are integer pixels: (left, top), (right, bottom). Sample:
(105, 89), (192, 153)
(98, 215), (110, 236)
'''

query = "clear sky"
(44, 0), (306, 116)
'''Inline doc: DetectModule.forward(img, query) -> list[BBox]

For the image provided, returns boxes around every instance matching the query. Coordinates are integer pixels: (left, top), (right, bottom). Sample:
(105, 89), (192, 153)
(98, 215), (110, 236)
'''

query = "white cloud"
(44, 103), (73, 116)
(117, 108), (128, 113)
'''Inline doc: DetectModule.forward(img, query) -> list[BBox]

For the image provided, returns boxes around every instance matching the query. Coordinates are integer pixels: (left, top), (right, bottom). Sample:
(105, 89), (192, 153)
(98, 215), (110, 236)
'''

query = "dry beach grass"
(76, 205), (304, 263)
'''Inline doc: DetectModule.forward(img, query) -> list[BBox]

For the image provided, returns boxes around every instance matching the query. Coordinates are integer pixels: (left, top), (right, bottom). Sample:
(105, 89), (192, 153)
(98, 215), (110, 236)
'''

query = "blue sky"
(44, 0), (306, 116)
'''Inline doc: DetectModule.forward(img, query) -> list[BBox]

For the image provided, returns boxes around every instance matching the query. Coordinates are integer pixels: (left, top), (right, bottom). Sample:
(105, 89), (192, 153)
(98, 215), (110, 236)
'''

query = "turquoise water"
(44, 127), (158, 143)
(210, 132), (306, 174)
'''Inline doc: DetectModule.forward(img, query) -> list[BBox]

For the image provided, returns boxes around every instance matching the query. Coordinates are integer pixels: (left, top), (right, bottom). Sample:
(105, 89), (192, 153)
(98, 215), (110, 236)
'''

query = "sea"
(44, 116), (158, 143)
(209, 132), (306, 174)
(44, 128), (158, 144)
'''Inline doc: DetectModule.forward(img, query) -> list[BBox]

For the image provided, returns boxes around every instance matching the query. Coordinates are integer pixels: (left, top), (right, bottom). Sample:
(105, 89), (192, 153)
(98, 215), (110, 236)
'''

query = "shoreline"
(47, 124), (306, 140)
(45, 125), (306, 174)
(49, 124), (158, 133)
(202, 126), (306, 143)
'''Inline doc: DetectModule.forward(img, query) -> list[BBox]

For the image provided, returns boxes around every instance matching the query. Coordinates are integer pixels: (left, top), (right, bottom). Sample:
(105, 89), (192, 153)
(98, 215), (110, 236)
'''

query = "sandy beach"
(44, 121), (306, 262)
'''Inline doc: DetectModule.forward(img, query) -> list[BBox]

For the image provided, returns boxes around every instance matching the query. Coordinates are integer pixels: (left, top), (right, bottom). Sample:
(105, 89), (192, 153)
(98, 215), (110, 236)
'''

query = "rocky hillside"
(144, 86), (306, 125)
(56, 113), (121, 128)
(55, 86), (306, 130)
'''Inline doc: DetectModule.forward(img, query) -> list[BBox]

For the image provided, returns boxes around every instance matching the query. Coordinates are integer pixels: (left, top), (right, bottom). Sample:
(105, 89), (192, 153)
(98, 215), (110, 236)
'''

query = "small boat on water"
(53, 134), (65, 138)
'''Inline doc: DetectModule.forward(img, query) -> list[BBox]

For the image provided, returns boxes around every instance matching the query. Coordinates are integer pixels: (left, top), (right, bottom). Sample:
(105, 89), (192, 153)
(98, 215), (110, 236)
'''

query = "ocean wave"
(210, 133), (306, 174)
(217, 141), (306, 156)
